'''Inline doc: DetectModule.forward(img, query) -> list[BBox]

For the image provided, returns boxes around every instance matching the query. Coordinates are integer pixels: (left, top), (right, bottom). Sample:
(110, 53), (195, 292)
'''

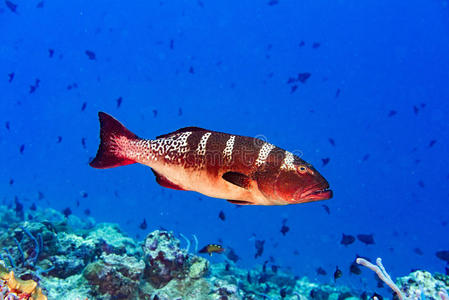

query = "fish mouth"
(300, 186), (333, 201)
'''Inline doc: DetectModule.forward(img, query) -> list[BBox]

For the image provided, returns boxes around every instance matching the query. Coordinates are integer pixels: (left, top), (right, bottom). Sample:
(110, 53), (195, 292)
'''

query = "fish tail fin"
(89, 112), (138, 169)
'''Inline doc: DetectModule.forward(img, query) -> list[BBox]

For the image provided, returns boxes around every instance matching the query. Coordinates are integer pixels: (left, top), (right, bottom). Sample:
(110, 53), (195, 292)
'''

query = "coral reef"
(1, 204), (448, 300)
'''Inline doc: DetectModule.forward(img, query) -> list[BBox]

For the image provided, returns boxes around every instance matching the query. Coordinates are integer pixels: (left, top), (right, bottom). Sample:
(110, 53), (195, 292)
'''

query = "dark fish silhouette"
(19, 144), (25, 154)
(169, 39), (174, 49)
(268, 0), (279, 5)
(48, 49), (54, 57)
(349, 261), (362, 275)
(84, 208), (91, 216)
(322, 158), (330, 166)
(312, 42), (320, 49)
(9, 178), (14, 185)
(335, 88), (341, 98)
(62, 207), (72, 218)
(290, 85), (298, 93)
(333, 266), (342, 281)
(189, 66), (194, 74)
(362, 154), (370, 161)
(328, 138), (335, 146)
(340, 234), (355, 246)
(413, 248), (423, 255)
(116, 97), (122, 108)
(218, 210), (226, 221)
(81, 137), (86, 149)
(57, 136), (63, 143)
(316, 267), (327, 275)
(5, 0), (17, 13)
(413, 105), (419, 115)
(297, 73), (311, 83)
(80, 191), (88, 198)
(226, 247), (239, 263)
(152, 109), (158, 117)
(38, 191), (45, 200)
(255, 240), (265, 258)
(322, 204), (330, 214)
(81, 102), (87, 111)
(85, 50), (96, 60)
(5, 121), (10, 130)
(139, 218), (147, 230)
(436, 250), (449, 262)
(428, 140), (437, 148)
(418, 180), (425, 188)
(299, 41), (305, 47)
(280, 219), (289, 236)
(178, 108), (183, 116)
(357, 234), (375, 245)
(8, 72), (14, 82)
(388, 110), (397, 117)
(30, 203), (37, 211)
(36, 1), (43, 8)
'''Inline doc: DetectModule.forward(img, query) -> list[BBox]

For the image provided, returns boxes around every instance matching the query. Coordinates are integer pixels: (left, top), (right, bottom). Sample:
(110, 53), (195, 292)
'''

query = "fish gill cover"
(1, 0), (449, 299)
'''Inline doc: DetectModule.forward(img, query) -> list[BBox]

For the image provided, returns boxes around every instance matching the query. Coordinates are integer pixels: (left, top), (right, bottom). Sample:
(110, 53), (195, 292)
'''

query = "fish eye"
(297, 165), (308, 174)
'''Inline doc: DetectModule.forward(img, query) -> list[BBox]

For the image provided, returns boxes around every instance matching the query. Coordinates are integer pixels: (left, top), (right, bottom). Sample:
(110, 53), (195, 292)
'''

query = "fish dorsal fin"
(222, 172), (251, 189)
(156, 127), (207, 139)
(151, 169), (185, 190)
(227, 199), (253, 205)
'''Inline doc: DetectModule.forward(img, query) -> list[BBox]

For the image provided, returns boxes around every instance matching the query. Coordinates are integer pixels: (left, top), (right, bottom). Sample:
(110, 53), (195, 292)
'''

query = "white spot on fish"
(255, 142), (275, 166)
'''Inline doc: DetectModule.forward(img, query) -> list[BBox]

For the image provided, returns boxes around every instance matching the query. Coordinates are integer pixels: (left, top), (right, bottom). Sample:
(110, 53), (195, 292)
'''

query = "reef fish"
(199, 244), (225, 256)
(89, 112), (333, 206)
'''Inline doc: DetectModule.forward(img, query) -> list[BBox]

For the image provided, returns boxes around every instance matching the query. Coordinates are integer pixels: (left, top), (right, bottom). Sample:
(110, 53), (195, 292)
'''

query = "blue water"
(1, 0), (449, 294)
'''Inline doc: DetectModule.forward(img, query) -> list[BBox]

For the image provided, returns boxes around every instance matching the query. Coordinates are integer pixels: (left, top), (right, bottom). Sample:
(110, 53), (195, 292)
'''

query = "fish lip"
(300, 185), (333, 201)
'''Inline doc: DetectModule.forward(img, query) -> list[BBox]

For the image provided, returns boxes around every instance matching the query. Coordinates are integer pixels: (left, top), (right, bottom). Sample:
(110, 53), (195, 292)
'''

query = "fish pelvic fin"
(89, 112), (138, 169)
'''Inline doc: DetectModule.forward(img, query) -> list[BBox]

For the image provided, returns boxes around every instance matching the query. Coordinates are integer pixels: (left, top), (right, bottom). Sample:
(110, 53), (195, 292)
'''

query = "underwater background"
(1, 0), (449, 299)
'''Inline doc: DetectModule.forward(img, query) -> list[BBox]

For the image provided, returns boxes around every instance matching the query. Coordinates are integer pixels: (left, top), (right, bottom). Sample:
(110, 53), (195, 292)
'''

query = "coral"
(84, 253), (145, 299)
(0, 261), (47, 300)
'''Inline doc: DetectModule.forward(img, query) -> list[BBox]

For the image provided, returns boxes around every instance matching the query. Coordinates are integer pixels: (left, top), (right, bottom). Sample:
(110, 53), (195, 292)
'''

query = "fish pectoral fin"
(222, 172), (250, 189)
(227, 199), (253, 205)
(151, 169), (185, 191)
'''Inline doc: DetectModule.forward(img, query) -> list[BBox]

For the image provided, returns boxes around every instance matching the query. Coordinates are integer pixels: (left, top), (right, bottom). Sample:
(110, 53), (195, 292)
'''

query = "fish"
(81, 102), (87, 111)
(322, 204), (330, 214)
(199, 244), (224, 256)
(357, 234), (375, 245)
(388, 110), (397, 117)
(255, 240), (265, 258)
(5, 0), (17, 13)
(335, 88), (341, 98)
(116, 97), (122, 108)
(85, 50), (96, 60)
(349, 261), (362, 275)
(89, 112), (332, 206)
(436, 250), (449, 262)
(48, 48), (54, 57)
(8, 72), (14, 82)
(333, 266), (342, 281)
(62, 207), (72, 218)
(321, 158), (330, 166)
(328, 138), (335, 146)
(316, 267), (327, 275)
(312, 42), (320, 49)
(299, 41), (305, 47)
(340, 234), (355, 246)
(36, 1), (43, 8)
(139, 218), (147, 230)
(280, 218), (289, 236)
(218, 210), (226, 221)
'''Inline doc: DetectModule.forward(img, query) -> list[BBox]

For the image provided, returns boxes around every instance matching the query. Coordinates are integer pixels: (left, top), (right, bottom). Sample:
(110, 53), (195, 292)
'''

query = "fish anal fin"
(151, 169), (185, 191)
(157, 127), (207, 139)
(222, 172), (250, 189)
(227, 199), (253, 205)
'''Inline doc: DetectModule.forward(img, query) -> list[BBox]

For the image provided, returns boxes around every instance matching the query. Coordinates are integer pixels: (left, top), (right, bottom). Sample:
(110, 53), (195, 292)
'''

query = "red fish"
(89, 112), (332, 205)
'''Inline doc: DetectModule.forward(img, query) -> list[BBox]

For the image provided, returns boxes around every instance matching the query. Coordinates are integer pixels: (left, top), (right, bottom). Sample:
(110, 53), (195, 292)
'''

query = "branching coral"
(357, 257), (449, 300)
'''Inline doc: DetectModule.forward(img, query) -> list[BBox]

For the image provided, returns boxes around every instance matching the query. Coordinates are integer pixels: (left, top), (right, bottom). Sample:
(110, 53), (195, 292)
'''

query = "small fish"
(413, 248), (423, 255)
(271, 265), (279, 273)
(116, 97), (122, 108)
(189, 66), (194, 74)
(297, 72), (311, 83)
(299, 41), (305, 47)
(436, 250), (449, 262)
(290, 85), (298, 93)
(316, 267), (327, 275)
(280, 218), (289, 236)
(321, 158), (330, 166)
(349, 261), (362, 275)
(225, 247), (239, 262)
(81, 137), (86, 149)
(85, 50), (96, 60)
(19, 144), (25, 154)
(9, 178), (14, 185)
(418, 180), (425, 188)
(199, 244), (224, 256)
(152, 109), (158, 118)
(36, 1), (44, 8)
(80, 191), (88, 198)
(357, 234), (375, 245)
(255, 240), (265, 258)
(62, 207), (72, 218)
(38, 191), (45, 200)
(279, 288), (287, 298)
(413, 105), (419, 115)
(217, 210), (226, 221)
(335, 88), (341, 98)
(169, 39), (174, 49)
(322, 204), (330, 214)
(268, 0), (279, 5)
(333, 266), (342, 281)
(8, 72), (14, 82)
(328, 138), (335, 146)
(388, 110), (397, 117)
(340, 234), (355, 246)
(428, 140), (437, 148)
(48, 48), (54, 57)
(362, 154), (370, 161)
(89, 112), (332, 206)
(84, 208), (91, 216)
(139, 218), (147, 230)
(5, 0), (17, 13)
(5, 121), (10, 130)
(57, 136), (63, 143)
(30, 203), (37, 211)
(312, 42), (320, 49)
(178, 108), (183, 116)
